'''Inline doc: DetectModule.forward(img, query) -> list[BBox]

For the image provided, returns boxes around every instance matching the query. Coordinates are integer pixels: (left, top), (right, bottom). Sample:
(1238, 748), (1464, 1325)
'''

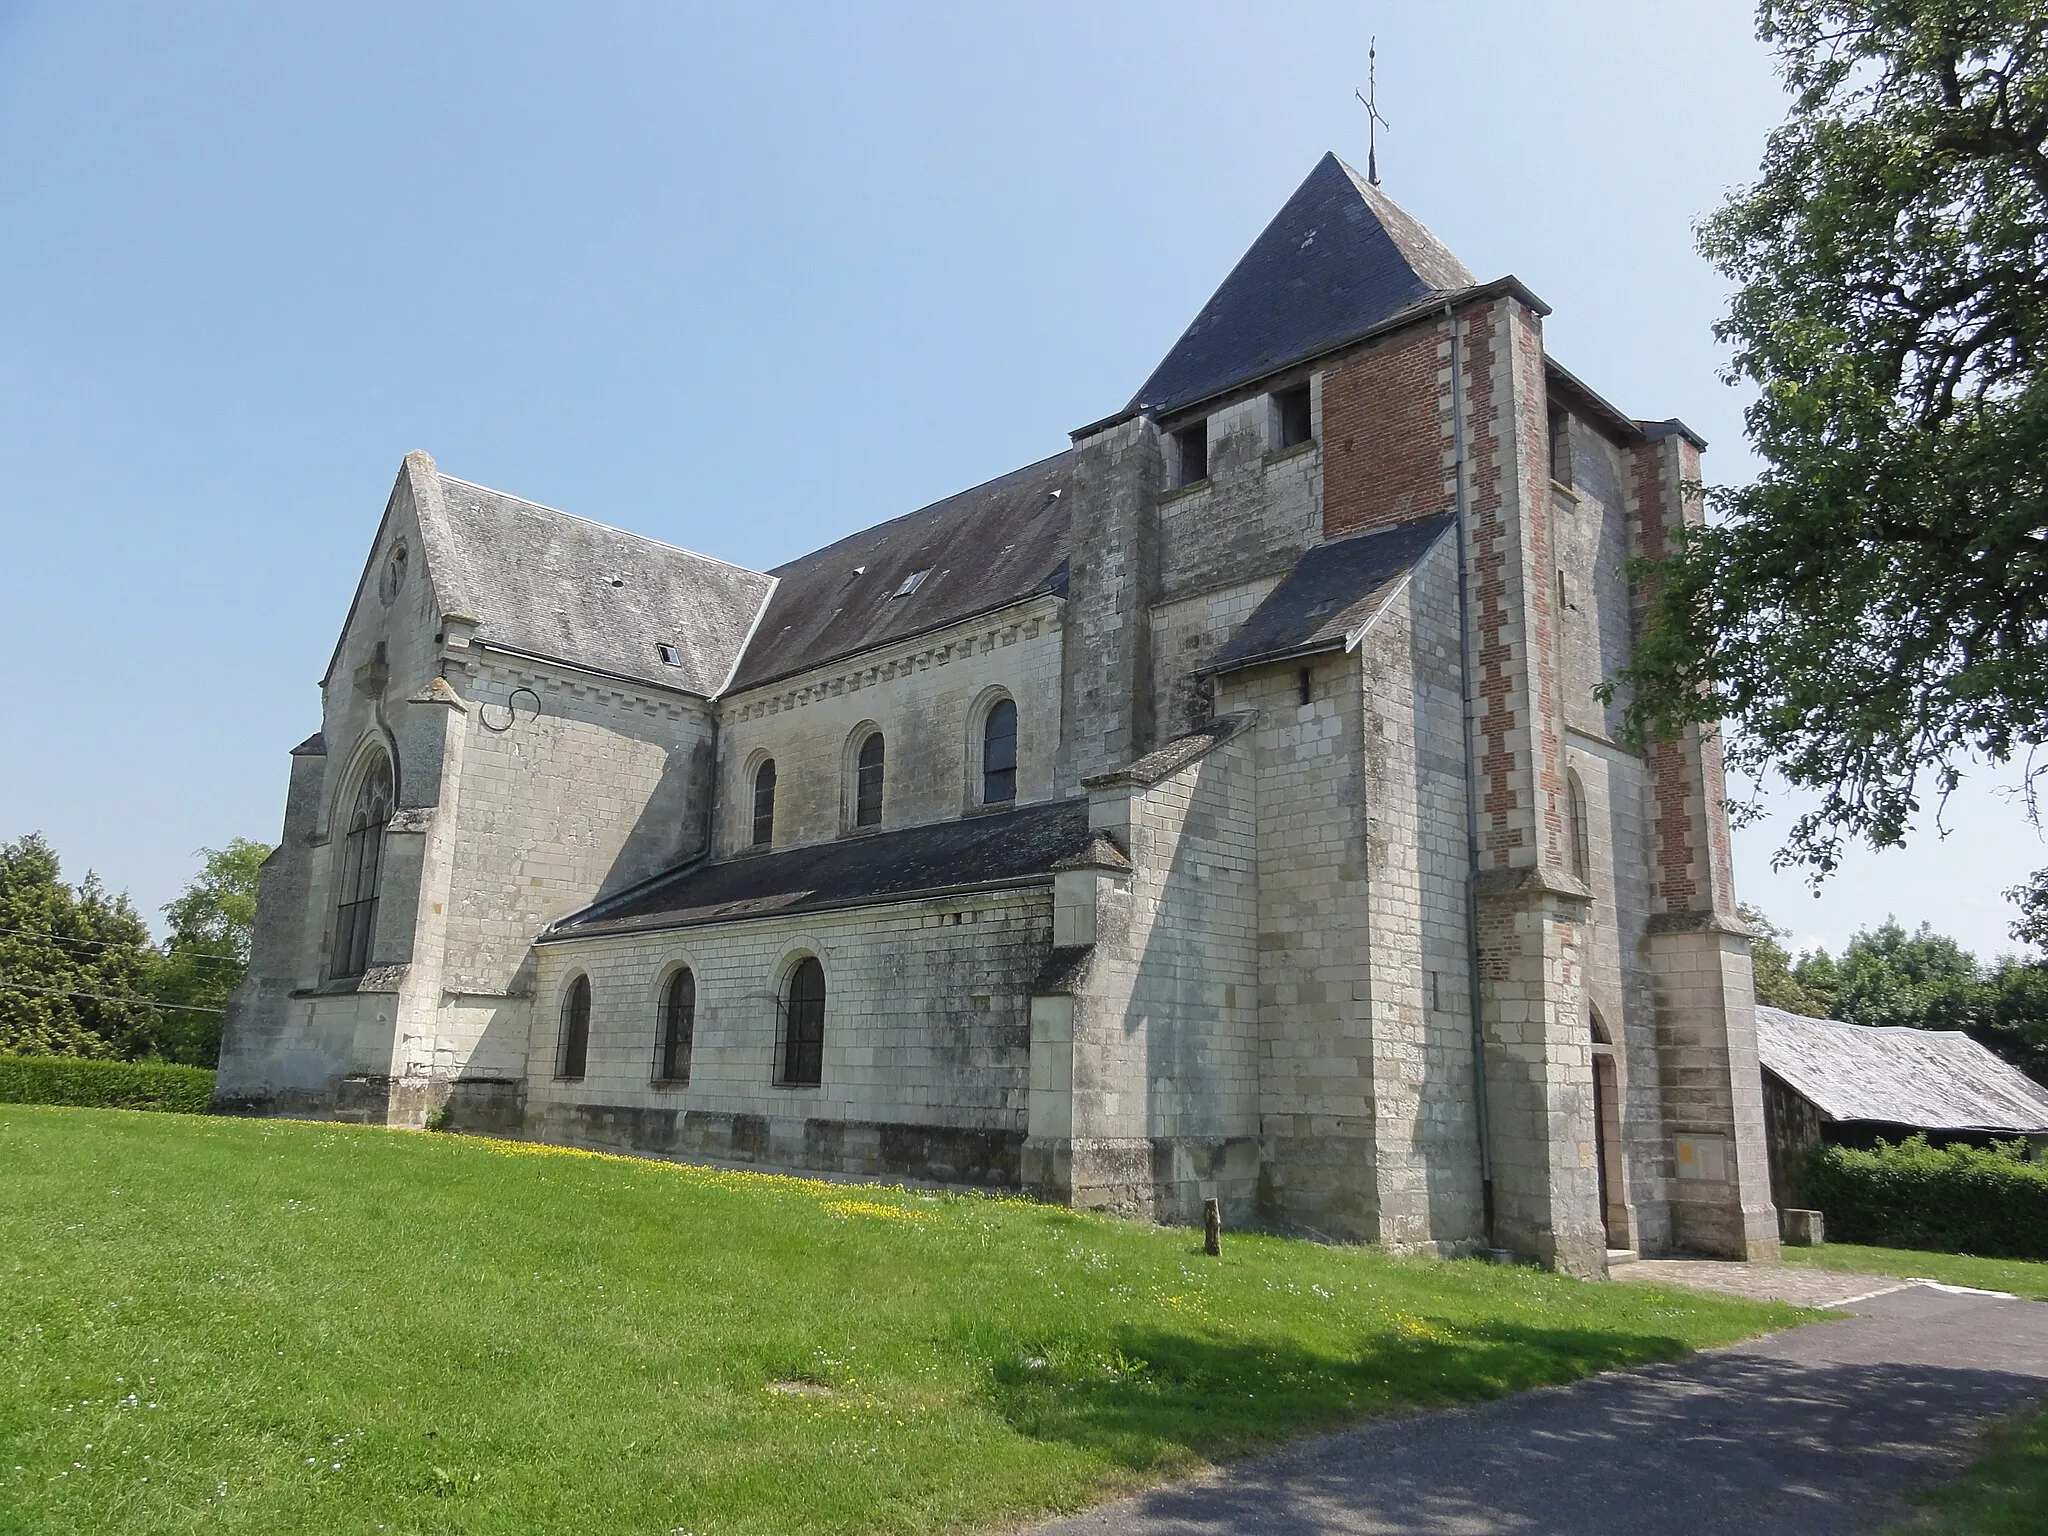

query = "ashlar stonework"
(217, 152), (1779, 1272)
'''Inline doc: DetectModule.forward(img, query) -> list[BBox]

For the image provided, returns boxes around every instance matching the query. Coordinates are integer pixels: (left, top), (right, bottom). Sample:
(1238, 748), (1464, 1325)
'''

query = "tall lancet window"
(752, 759), (776, 847)
(855, 733), (885, 828)
(982, 698), (1017, 805)
(334, 754), (393, 979)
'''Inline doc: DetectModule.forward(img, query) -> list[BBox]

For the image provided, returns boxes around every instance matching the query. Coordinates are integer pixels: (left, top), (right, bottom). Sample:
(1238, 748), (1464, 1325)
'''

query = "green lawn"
(1781, 1242), (2048, 1302)
(1900, 1404), (2048, 1535)
(1, 1108), (1802, 1535)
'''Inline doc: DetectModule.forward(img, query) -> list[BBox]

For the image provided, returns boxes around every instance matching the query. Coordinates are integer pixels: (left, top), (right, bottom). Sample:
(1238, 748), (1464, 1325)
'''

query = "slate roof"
(1204, 514), (1455, 675)
(544, 798), (1090, 939)
(1756, 1006), (2048, 1133)
(431, 474), (776, 697)
(727, 453), (1073, 693)
(1130, 154), (1475, 418)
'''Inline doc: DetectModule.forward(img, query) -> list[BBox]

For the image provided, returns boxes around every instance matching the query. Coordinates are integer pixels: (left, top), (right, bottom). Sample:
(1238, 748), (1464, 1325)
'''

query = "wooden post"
(1203, 1196), (1221, 1257)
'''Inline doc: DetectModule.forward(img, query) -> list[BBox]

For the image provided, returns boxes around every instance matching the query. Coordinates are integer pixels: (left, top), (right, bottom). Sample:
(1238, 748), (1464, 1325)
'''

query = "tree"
(145, 839), (270, 1067)
(0, 833), (158, 1058)
(1741, 903), (1831, 1013)
(1826, 918), (1985, 1032)
(1615, 1), (2048, 876)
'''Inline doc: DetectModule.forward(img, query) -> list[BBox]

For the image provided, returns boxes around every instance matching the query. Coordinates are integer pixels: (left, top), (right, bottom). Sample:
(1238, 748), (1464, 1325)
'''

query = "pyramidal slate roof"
(1131, 153), (1475, 418)
(422, 470), (777, 697)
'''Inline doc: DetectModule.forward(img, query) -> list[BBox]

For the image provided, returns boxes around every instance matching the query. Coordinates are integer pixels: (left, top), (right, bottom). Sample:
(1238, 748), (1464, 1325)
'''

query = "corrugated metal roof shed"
(1756, 1005), (2048, 1133)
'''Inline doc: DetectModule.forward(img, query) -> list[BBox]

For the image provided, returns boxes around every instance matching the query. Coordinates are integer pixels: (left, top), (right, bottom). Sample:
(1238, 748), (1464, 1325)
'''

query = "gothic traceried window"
(333, 754), (393, 979)
(752, 759), (776, 847)
(982, 698), (1017, 805)
(855, 733), (884, 828)
(559, 974), (591, 1080)
(658, 968), (694, 1084)
(779, 957), (825, 1087)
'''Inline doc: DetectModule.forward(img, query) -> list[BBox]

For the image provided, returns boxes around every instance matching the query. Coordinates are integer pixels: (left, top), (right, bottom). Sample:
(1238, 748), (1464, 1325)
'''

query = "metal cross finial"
(1354, 37), (1390, 186)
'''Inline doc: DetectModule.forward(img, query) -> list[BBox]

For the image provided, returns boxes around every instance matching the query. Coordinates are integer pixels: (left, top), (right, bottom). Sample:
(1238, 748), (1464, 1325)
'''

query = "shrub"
(0, 1055), (216, 1114)
(1805, 1134), (2048, 1260)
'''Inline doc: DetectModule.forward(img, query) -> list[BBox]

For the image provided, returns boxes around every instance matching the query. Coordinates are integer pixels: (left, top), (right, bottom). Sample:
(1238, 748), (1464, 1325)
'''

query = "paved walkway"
(1032, 1273), (2048, 1536)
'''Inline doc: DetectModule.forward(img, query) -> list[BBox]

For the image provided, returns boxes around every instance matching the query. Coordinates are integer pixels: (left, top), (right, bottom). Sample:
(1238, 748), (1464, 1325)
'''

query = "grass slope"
(1781, 1243), (2048, 1302)
(1900, 1404), (2048, 1535)
(1, 1108), (1800, 1535)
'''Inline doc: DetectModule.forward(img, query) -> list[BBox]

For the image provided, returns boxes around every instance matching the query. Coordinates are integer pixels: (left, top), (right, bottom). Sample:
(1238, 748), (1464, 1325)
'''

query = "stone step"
(1607, 1248), (1639, 1266)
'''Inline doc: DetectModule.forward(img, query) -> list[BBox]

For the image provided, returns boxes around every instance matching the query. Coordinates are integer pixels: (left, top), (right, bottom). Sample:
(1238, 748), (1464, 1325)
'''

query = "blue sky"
(1, 1), (2037, 959)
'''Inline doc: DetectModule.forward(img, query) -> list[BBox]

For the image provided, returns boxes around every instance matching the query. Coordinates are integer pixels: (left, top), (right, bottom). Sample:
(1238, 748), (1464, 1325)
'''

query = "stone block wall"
(713, 596), (1064, 856)
(519, 887), (1051, 1184)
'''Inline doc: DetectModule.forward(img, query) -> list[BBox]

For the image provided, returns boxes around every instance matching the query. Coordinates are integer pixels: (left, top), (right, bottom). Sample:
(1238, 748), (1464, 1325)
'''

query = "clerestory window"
(855, 732), (885, 828)
(752, 758), (776, 847)
(982, 698), (1017, 805)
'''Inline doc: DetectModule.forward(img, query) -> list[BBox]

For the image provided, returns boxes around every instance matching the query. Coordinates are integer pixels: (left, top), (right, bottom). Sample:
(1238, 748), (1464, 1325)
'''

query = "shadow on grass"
(983, 1319), (1689, 1469)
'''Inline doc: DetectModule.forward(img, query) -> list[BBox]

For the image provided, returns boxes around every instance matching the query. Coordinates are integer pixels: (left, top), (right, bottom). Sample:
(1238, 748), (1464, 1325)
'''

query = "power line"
(0, 925), (245, 967)
(0, 979), (227, 1016)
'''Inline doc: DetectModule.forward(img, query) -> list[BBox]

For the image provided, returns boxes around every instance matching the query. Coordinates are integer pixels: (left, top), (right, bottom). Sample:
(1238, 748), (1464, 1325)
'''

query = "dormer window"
(892, 569), (930, 599)
(656, 643), (683, 667)
(1274, 384), (1312, 449)
(1171, 422), (1208, 487)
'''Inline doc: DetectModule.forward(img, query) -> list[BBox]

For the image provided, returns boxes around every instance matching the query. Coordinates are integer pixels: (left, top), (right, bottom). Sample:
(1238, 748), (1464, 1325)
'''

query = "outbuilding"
(1756, 1005), (2048, 1209)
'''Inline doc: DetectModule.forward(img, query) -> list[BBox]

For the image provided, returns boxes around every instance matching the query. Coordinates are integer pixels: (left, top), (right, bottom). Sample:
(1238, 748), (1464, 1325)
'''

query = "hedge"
(1805, 1134), (2048, 1260)
(0, 1055), (217, 1115)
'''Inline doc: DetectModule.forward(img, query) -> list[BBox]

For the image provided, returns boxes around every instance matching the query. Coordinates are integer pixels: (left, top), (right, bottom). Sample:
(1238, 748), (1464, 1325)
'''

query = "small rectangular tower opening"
(1171, 422), (1208, 487)
(1275, 383), (1312, 449)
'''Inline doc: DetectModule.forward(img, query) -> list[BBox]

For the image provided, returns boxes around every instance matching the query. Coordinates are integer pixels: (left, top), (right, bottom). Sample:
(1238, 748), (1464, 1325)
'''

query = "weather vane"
(1355, 37), (1389, 186)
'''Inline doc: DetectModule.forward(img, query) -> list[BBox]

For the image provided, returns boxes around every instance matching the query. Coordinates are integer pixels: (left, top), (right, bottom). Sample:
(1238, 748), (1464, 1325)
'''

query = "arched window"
(752, 759), (776, 847)
(854, 733), (885, 828)
(778, 957), (825, 1087)
(1566, 770), (1591, 884)
(982, 698), (1018, 805)
(558, 974), (591, 1080)
(333, 754), (393, 978)
(658, 968), (695, 1083)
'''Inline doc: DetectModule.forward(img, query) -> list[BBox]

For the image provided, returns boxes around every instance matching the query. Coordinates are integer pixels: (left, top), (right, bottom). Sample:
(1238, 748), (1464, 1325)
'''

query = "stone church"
(217, 153), (1780, 1274)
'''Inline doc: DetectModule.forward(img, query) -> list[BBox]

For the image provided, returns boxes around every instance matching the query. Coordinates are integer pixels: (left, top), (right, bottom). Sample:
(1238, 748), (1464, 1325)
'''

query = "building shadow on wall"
(1010, 1340), (2048, 1535)
(594, 739), (714, 903)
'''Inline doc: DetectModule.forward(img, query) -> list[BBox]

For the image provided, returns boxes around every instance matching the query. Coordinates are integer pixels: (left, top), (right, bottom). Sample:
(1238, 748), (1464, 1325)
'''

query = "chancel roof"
(1756, 1006), (2048, 1133)
(726, 453), (1073, 693)
(1205, 513), (1455, 676)
(1130, 153), (1475, 418)
(546, 799), (1091, 938)
(426, 471), (776, 697)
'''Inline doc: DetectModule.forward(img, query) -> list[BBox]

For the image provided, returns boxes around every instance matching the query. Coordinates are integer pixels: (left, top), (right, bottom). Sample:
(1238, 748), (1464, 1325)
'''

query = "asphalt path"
(1031, 1281), (2048, 1536)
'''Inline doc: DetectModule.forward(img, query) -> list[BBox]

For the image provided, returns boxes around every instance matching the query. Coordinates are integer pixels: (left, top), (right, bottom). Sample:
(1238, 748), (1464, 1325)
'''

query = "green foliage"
(1828, 918), (1983, 1030)
(1741, 903), (1830, 1014)
(0, 833), (159, 1058)
(0, 833), (269, 1068)
(1908, 1400), (2048, 1535)
(1615, 1), (2048, 874)
(146, 838), (271, 1067)
(1804, 1134), (2048, 1259)
(0, 1055), (215, 1113)
(0, 1109), (1799, 1535)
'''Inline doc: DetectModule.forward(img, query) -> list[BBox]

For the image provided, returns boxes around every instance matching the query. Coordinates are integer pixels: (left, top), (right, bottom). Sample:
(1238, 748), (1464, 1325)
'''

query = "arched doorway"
(1590, 1012), (1631, 1251)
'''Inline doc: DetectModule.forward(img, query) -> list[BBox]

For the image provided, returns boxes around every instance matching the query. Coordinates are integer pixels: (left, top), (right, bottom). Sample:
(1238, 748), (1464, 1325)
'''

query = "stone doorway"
(1590, 1013), (1632, 1251)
